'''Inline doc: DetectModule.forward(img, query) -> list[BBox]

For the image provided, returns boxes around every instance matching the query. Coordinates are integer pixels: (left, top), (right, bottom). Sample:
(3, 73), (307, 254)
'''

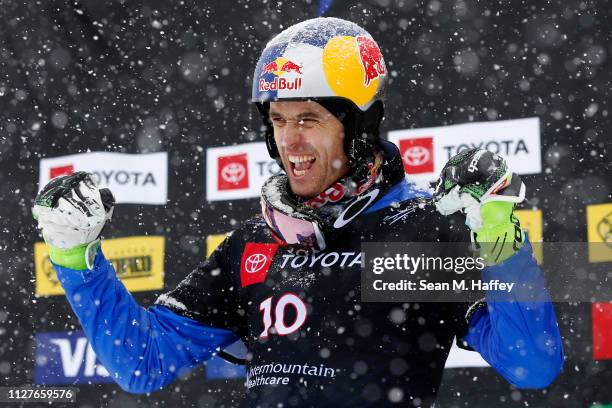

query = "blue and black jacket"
(52, 174), (563, 407)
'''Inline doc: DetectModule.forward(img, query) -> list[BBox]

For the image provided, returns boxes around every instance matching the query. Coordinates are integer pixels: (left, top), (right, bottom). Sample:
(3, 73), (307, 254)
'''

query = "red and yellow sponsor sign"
(35, 236), (165, 296)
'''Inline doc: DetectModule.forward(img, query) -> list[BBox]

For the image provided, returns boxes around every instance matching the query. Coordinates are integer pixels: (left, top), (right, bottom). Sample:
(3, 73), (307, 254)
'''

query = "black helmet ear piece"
(317, 99), (384, 162)
(255, 102), (281, 163)
(362, 100), (385, 139)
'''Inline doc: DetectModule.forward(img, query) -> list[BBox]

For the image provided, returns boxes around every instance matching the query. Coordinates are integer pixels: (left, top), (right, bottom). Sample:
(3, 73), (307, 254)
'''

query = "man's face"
(269, 101), (350, 198)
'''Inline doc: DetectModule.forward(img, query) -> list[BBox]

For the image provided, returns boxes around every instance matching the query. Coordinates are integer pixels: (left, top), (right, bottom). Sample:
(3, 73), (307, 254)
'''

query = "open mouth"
(288, 154), (316, 178)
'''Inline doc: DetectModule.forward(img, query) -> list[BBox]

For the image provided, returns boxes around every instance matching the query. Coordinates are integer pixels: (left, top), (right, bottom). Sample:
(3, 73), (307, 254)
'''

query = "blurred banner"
(34, 236), (165, 296)
(387, 117), (542, 184)
(38, 152), (168, 204)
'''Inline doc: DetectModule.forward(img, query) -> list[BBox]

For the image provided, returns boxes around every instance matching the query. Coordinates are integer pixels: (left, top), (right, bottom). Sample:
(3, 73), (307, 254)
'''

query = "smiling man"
(268, 101), (349, 197)
(33, 18), (563, 407)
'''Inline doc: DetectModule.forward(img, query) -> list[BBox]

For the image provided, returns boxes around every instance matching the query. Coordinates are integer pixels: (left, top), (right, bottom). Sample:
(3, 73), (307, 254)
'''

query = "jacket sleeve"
(460, 237), (564, 388)
(53, 242), (241, 394)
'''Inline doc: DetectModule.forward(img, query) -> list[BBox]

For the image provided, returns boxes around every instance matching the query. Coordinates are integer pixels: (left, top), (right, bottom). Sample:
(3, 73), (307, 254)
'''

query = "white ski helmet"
(252, 17), (388, 164)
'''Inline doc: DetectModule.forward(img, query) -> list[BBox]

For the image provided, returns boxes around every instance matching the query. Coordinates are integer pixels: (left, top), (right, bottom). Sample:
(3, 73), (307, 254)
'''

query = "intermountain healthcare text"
(246, 362), (337, 389)
(372, 279), (515, 293)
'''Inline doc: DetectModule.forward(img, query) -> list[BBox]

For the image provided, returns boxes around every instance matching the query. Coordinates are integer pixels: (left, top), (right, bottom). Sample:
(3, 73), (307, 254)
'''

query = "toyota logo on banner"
(217, 153), (249, 190)
(240, 242), (279, 287)
(399, 137), (434, 174)
(403, 145), (430, 167)
(245, 253), (267, 274)
(221, 162), (246, 184)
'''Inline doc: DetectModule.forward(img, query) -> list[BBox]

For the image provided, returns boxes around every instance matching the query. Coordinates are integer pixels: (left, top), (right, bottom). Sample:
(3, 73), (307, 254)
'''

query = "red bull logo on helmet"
(261, 57), (303, 76)
(356, 36), (386, 87)
(259, 57), (303, 92)
(321, 35), (387, 108)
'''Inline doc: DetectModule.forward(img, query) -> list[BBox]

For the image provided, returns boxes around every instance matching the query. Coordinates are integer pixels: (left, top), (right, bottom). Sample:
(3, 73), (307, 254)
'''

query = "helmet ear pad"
(255, 102), (281, 165)
(345, 100), (384, 165)
(256, 99), (384, 170)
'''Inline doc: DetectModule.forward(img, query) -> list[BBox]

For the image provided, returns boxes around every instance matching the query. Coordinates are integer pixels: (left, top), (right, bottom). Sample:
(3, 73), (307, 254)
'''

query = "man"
(33, 18), (563, 407)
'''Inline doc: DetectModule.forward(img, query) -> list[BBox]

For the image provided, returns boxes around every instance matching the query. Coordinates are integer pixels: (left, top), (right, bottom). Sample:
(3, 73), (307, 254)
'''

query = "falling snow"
(0, 1), (610, 407)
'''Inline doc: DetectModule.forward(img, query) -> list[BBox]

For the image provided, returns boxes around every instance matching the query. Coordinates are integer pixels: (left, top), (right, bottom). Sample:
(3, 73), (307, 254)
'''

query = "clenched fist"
(433, 148), (526, 264)
(33, 172), (114, 269)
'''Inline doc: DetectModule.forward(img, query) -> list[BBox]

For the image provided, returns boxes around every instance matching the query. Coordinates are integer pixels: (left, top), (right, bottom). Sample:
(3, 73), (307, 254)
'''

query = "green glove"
(47, 241), (101, 270)
(475, 201), (524, 264)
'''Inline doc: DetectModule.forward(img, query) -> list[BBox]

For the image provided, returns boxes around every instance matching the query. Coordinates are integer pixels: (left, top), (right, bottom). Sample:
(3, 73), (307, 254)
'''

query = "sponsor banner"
(387, 117), (541, 184)
(39, 152), (168, 205)
(515, 209), (543, 264)
(206, 341), (247, 380)
(206, 142), (282, 201)
(206, 233), (229, 257)
(592, 302), (612, 360)
(586, 203), (612, 263)
(444, 341), (490, 368)
(35, 331), (113, 385)
(35, 236), (165, 296)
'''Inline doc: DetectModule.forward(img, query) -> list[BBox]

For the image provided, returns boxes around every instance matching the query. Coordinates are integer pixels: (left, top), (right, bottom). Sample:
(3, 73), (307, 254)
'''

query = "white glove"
(433, 148), (526, 231)
(33, 172), (114, 269)
(435, 185), (484, 230)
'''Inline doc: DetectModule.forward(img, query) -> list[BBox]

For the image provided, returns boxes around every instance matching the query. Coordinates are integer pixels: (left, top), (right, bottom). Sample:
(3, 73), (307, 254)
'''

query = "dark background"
(0, 0), (610, 407)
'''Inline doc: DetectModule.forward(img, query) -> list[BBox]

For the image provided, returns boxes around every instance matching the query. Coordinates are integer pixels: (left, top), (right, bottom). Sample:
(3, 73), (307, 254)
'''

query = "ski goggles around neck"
(261, 175), (326, 251)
